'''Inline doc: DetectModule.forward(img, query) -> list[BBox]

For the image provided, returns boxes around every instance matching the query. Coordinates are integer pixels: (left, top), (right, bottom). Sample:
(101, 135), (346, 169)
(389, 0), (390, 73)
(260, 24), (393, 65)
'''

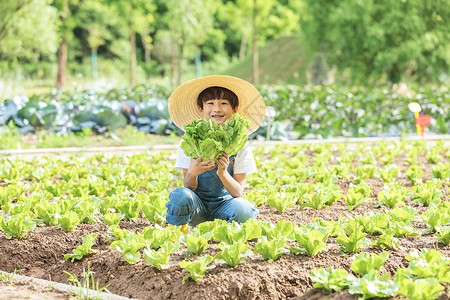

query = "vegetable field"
(0, 139), (449, 299)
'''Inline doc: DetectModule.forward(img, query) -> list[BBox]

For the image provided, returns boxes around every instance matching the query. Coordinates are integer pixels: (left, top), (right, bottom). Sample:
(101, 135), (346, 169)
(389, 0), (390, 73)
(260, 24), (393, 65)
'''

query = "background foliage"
(0, 0), (448, 88)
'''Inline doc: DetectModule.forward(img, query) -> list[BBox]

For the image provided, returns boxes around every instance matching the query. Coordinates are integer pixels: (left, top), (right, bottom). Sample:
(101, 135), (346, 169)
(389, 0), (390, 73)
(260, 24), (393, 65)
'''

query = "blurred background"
(0, 0), (449, 147)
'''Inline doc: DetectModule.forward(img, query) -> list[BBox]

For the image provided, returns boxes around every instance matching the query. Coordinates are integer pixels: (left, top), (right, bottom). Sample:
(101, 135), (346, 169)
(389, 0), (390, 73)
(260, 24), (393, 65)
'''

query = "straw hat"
(168, 75), (266, 134)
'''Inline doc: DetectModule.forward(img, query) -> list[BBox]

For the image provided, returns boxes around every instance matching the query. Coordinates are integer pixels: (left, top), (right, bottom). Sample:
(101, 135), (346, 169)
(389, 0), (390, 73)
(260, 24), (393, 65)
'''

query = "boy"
(166, 75), (266, 233)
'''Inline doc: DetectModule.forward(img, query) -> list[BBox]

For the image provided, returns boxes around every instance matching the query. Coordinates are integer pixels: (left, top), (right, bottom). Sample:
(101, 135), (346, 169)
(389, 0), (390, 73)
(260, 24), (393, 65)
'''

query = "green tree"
(0, 0), (58, 65)
(53, 0), (86, 88)
(106, 0), (156, 86)
(302, 0), (450, 84)
(167, 0), (216, 85)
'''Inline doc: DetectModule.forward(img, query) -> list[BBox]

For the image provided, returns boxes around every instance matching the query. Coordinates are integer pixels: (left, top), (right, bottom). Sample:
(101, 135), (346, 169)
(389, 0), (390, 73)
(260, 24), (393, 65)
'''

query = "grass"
(0, 269), (23, 285)
(0, 124), (179, 150)
(64, 263), (110, 300)
(222, 35), (314, 85)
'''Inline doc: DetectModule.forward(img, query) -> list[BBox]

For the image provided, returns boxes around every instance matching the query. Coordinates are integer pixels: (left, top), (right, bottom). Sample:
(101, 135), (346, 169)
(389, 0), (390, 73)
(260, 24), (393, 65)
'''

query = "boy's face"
(199, 99), (237, 125)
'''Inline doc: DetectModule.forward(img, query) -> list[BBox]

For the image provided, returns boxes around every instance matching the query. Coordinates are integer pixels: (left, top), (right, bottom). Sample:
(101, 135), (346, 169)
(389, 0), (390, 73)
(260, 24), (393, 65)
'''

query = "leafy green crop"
(397, 277), (444, 300)
(290, 226), (328, 256)
(351, 252), (389, 276)
(179, 255), (215, 283)
(110, 233), (147, 264)
(435, 226), (450, 246)
(349, 270), (398, 300)
(57, 211), (81, 232)
(267, 192), (297, 212)
(34, 202), (59, 226)
(378, 183), (408, 208)
(64, 233), (98, 262)
(181, 114), (251, 161)
(254, 237), (287, 261)
(101, 212), (124, 227)
(180, 228), (212, 255)
(1, 213), (37, 239)
(310, 267), (355, 291)
(143, 241), (180, 270)
(214, 241), (252, 267)
(336, 220), (370, 253)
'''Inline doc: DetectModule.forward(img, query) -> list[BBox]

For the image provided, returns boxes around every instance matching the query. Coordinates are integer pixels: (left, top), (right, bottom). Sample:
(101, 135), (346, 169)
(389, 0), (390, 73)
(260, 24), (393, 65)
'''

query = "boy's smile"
(199, 99), (237, 125)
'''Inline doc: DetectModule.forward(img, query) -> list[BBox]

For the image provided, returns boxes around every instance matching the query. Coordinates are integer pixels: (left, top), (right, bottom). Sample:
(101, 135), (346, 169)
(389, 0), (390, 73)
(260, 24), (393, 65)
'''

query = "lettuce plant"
(397, 277), (444, 300)
(411, 182), (442, 207)
(254, 236), (287, 261)
(356, 212), (389, 235)
(371, 234), (402, 250)
(300, 190), (331, 210)
(349, 270), (399, 300)
(344, 190), (369, 211)
(1, 213), (37, 239)
(378, 183), (408, 208)
(101, 212), (124, 226)
(110, 234), (147, 264)
(354, 164), (377, 183)
(64, 233), (98, 262)
(34, 202), (59, 226)
(267, 192), (297, 213)
(378, 165), (400, 182)
(336, 220), (370, 253)
(179, 255), (215, 283)
(406, 165), (424, 184)
(432, 162), (450, 181)
(387, 206), (418, 223)
(310, 267), (356, 291)
(420, 204), (450, 233)
(58, 211), (81, 232)
(213, 220), (261, 244)
(143, 241), (180, 270)
(214, 241), (252, 268)
(181, 114), (251, 161)
(260, 220), (295, 240)
(435, 226), (450, 246)
(114, 197), (143, 221)
(290, 226), (328, 256)
(143, 225), (179, 249)
(351, 252), (389, 276)
(180, 228), (213, 255)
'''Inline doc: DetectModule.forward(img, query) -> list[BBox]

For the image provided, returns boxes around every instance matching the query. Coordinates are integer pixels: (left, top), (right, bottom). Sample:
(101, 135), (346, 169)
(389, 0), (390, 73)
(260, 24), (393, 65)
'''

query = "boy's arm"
(183, 156), (215, 192)
(183, 168), (199, 191)
(216, 153), (246, 197)
(217, 172), (246, 198)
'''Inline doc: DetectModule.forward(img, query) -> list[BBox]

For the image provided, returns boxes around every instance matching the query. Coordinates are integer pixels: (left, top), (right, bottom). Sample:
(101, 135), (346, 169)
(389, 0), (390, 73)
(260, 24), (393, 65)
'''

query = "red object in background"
(415, 114), (432, 136)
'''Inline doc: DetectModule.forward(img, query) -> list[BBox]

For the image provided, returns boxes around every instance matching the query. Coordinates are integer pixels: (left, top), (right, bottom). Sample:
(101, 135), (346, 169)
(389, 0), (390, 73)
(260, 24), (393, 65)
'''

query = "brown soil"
(0, 146), (449, 300)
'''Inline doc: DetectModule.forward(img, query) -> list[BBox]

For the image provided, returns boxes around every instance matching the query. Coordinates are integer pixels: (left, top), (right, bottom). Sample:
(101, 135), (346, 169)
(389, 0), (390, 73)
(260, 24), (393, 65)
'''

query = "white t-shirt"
(174, 142), (257, 175)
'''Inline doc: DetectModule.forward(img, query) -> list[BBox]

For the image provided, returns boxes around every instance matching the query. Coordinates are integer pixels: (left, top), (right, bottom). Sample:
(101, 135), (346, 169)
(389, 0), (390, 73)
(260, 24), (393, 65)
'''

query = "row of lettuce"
(0, 84), (448, 140)
(0, 141), (449, 298)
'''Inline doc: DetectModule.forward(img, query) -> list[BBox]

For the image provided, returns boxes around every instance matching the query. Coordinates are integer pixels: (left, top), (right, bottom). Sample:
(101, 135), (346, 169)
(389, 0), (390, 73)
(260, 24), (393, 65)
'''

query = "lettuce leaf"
(181, 114), (251, 161)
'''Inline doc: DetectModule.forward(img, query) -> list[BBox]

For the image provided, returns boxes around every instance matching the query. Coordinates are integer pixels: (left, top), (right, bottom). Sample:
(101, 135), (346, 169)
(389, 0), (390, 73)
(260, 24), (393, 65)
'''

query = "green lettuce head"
(181, 114), (251, 161)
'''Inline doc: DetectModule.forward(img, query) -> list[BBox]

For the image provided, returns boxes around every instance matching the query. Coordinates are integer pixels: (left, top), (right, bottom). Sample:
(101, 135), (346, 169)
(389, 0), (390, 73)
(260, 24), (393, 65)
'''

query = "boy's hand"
(215, 152), (230, 177)
(188, 155), (215, 176)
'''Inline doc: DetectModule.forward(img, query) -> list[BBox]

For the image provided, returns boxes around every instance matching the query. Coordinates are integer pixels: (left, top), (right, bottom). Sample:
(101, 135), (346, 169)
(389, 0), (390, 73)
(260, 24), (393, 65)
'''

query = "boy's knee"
(167, 187), (195, 212)
(226, 197), (259, 224)
(166, 187), (197, 225)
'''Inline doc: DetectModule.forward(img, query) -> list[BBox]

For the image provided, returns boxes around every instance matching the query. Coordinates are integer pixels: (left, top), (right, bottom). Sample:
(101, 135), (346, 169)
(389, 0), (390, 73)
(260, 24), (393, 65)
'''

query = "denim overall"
(166, 155), (259, 226)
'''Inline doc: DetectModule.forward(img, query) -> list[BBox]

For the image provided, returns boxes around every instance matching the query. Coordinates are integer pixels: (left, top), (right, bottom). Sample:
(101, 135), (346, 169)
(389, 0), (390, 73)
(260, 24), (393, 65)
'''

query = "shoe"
(169, 224), (189, 234)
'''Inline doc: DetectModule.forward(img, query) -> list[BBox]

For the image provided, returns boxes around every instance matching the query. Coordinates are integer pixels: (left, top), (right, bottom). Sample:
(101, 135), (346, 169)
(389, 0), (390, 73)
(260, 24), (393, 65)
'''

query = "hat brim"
(168, 75), (266, 134)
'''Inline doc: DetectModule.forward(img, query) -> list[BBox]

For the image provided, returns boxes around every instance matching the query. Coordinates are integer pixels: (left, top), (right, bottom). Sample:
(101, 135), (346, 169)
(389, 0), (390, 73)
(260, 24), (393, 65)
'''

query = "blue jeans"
(166, 155), (259, 226)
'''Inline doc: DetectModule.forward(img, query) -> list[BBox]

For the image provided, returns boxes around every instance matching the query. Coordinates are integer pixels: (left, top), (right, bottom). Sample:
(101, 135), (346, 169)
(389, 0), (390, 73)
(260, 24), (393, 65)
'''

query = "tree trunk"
(171, 22), (176, 87)
(239, 33), (247, 61)
(177, 30), (185, 86)
(56, 0), (69, 89)
(252, 0), (259, 85)
(142, 31), (151, 64)
(130, 29), (136, 87)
